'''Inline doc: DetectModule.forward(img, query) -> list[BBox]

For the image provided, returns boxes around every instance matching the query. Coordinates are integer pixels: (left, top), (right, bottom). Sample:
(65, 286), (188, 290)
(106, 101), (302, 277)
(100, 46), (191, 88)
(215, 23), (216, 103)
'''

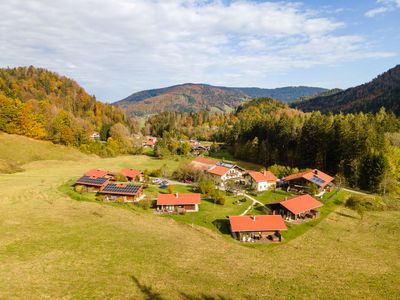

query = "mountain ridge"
(293, 65), (400, 115)
(113, 83), (326, 116)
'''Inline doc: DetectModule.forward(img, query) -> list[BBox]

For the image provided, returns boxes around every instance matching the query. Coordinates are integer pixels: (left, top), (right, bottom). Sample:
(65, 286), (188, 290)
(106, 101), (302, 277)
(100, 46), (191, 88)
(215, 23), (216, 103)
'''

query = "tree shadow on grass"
(180, 292), (230, 300)
(130, 275), (164, 300)
(335, 211), (358, 219)
(212, 218), (231, 235)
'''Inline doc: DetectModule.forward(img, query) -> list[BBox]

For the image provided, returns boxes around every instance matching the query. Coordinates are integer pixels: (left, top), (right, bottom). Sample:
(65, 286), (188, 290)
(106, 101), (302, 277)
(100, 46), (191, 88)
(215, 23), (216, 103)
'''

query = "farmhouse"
(157, 193), (201, 213)
(121, 168), (143, 182)
(84, 169), (114, 181)
(99, 183), (144, 202)
(245, 170), (277, 192)
(89, 132), (101, 140)
(229, 215), (287, 242)
(190, 156), (219, 171)
(75, 176), (110, 192)
(207, 162), (245, 187)
(268, 194), (323, 222)
(283, 169), (334, 194)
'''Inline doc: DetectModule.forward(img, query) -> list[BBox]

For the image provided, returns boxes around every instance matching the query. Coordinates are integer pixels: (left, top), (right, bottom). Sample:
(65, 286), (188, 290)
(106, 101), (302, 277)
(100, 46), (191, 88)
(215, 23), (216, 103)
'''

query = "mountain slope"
(293, 65), (400, 115)
(114, 83), (326, 116)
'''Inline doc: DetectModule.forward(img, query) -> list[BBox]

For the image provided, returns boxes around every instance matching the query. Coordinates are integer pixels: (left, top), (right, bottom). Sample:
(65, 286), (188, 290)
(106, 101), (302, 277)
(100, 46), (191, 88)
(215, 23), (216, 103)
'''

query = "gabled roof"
(157, 193), (201, 205)
(121, 168), (142, 179)
(283, 169), (334, 187)
(76, 176), (109, 187)
(248, 171), (277, 183)
(84, 169), (110, 178)
(229, 215), (287, 232)
(277, 194), (323, 215)
(99, 183), (142, 196)
(207, 165), (230, 176)
(192, 156), (219, 166)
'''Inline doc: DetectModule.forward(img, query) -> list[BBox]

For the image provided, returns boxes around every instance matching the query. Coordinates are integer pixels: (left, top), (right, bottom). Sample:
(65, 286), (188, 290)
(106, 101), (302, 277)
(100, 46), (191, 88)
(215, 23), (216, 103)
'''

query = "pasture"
(0, 134), (399, 299)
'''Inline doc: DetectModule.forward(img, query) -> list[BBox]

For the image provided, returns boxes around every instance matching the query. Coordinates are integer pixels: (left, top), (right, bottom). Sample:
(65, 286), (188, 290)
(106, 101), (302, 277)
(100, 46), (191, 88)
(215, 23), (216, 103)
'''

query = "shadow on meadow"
(130, 275), (230, 300)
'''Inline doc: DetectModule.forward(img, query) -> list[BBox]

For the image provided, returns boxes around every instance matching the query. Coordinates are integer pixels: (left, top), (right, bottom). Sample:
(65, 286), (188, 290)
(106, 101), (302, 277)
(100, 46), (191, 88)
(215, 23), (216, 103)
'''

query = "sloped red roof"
(278, 194), (323, 215)
(207, 165), (230, 176)
(248, 171), (277, 183)
(230, 215), (287, 232)
(157, 193), (201, 205)
(283, 169), (334, 187)
(192, 156), (219, 166)
(121, 168), (142, 178)
(84, 169), (109, 178)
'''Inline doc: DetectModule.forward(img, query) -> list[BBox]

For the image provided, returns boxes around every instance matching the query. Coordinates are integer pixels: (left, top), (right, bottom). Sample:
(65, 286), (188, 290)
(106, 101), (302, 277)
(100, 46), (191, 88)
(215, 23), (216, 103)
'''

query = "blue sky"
(0, 0), (399, 102)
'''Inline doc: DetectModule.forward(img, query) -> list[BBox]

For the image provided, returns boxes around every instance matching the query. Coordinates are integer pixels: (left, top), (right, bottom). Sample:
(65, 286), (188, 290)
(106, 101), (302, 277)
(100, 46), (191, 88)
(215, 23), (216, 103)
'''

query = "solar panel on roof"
(76, 176), (108, 186)
(101, 183), (141, 194)
(309, 176), (325, 186)
(216, 162), (234, 168)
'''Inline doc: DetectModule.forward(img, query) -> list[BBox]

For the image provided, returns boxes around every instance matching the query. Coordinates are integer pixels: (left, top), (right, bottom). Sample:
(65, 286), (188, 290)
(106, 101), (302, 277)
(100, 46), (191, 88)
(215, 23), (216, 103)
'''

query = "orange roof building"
(84, 169), (110, 178)
(246, 170), (277, 192)
(283, 169), (334, 192)
(190, 156), (219, 171)
(157, 193), (201, 213)
(229, 215), (287, 242)
(268, 194), (323, 222)
(121, 168), (143, 181)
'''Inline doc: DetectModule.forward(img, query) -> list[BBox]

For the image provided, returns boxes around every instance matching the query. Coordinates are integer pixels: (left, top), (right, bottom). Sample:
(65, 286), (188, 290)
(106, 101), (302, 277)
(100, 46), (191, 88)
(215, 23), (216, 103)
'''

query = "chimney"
(252, 215), (256, 222)
(314, 169), (318, 175)
(175, 193), (179, 198)
(263, 170), (267, 176)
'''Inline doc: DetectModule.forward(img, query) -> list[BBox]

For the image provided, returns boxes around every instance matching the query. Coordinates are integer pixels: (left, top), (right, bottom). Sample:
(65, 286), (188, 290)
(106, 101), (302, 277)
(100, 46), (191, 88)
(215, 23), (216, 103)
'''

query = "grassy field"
(0, 134), (399, 299)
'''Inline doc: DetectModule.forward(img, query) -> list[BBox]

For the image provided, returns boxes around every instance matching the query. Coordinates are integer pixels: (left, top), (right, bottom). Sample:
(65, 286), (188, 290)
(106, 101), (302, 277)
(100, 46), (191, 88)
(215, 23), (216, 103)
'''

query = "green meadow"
(0, 133), (399, 299)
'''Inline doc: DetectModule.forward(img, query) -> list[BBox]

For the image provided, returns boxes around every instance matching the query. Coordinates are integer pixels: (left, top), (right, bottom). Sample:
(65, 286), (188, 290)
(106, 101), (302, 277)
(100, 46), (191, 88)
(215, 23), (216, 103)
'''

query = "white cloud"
(0, 0), (395, 101)
(365, 0), (400, 17)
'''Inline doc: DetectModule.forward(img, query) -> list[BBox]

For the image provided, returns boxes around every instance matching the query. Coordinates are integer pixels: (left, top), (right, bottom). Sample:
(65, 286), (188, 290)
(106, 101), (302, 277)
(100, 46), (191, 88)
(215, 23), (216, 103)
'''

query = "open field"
(0, 135), (399, 299)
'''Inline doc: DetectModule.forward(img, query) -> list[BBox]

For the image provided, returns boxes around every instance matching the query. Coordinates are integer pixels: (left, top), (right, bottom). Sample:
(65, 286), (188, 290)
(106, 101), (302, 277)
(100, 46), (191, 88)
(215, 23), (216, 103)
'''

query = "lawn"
(253, 189), (293, 204)
(0, 136), (399, 298)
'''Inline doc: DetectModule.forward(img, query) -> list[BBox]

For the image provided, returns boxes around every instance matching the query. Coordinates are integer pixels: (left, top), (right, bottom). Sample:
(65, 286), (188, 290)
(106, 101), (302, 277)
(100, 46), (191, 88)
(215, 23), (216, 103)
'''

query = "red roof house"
(283, 169), (334, 192)
(190, 156), (219, 171)
(121, 168), (143, 182)
(84, 169), (110, 178)
(246, 170), (277, 192)
(268, 194), (323, 222)
(157, 193), (201, 213)
(207, 162), (245, 187)
(229, 215), (287, 242)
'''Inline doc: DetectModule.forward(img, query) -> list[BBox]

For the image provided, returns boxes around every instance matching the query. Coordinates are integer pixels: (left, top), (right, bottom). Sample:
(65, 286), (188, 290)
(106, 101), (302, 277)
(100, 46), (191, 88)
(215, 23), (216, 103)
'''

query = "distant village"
(74, 138), (335, 243)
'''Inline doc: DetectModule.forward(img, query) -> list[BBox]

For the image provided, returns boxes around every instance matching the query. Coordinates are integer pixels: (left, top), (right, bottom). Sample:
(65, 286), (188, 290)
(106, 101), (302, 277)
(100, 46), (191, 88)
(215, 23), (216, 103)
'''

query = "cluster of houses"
(74, 156), (334, 243)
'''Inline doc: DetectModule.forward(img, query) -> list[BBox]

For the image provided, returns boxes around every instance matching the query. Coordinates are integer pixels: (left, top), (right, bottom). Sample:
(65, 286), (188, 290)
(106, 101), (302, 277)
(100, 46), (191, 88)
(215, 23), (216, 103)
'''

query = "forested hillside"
(0, 66), (139, 156)
(114, 83), (326, 116)
(293, 65), (400, 115)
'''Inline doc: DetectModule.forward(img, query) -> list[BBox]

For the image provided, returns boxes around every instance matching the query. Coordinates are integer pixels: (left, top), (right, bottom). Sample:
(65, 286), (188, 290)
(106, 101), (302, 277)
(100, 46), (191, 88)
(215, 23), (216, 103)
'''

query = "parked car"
(161, 180), (169, 185)
(159, 184), (168, 189)
(152, 178), (162, 184)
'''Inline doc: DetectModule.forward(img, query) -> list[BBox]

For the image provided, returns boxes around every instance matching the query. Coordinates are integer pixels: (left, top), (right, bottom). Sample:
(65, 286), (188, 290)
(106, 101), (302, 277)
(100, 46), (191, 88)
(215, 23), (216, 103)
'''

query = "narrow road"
(240, 193), (265, 216)
(341, 188), (369, 196)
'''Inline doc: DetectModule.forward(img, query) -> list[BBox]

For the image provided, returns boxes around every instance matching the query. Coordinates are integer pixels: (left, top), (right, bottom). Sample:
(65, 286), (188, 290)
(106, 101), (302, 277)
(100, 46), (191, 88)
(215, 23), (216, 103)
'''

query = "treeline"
(0, 66), (140, 156)
(143, 111), (236, 141)
(228, 98), (400, 193)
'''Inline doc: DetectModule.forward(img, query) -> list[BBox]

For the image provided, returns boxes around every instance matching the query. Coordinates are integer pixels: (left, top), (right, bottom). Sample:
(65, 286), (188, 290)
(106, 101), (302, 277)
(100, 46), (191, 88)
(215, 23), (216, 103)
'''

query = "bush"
(74, 184), (84, 194)
(239, 198), (247, 202)
(345, 195), (386, 219)
(140, 199), (151, 210)
(214, 191), (226, 205)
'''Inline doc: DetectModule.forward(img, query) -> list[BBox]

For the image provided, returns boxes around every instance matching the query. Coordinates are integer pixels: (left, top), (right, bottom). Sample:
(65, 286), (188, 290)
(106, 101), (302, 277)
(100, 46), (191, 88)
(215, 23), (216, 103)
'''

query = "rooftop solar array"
(216, 162), (235, 168)
(76, 176), (109, 186)
(309, 175), (326, 186)
(101, 184), (142, 195)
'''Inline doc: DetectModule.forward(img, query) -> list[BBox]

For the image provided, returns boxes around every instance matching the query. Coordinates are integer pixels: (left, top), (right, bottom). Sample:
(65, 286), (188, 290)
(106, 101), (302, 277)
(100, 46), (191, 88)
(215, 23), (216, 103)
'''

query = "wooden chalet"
(121, 168), (143, 182)
(75, 176), (110, 192)
(282, 169), (334, 194)
(157, 193), (201, 213)
(190, 156), (219, 171)
(229, 215), (287, 242)
(99, 183), (144, 202)
(245, 170), (277, 192)
(143, 136), (157, 148)
(268, 194), (323, 222)
(207, 162), (245, 187)
(84, 169), (115, 181)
